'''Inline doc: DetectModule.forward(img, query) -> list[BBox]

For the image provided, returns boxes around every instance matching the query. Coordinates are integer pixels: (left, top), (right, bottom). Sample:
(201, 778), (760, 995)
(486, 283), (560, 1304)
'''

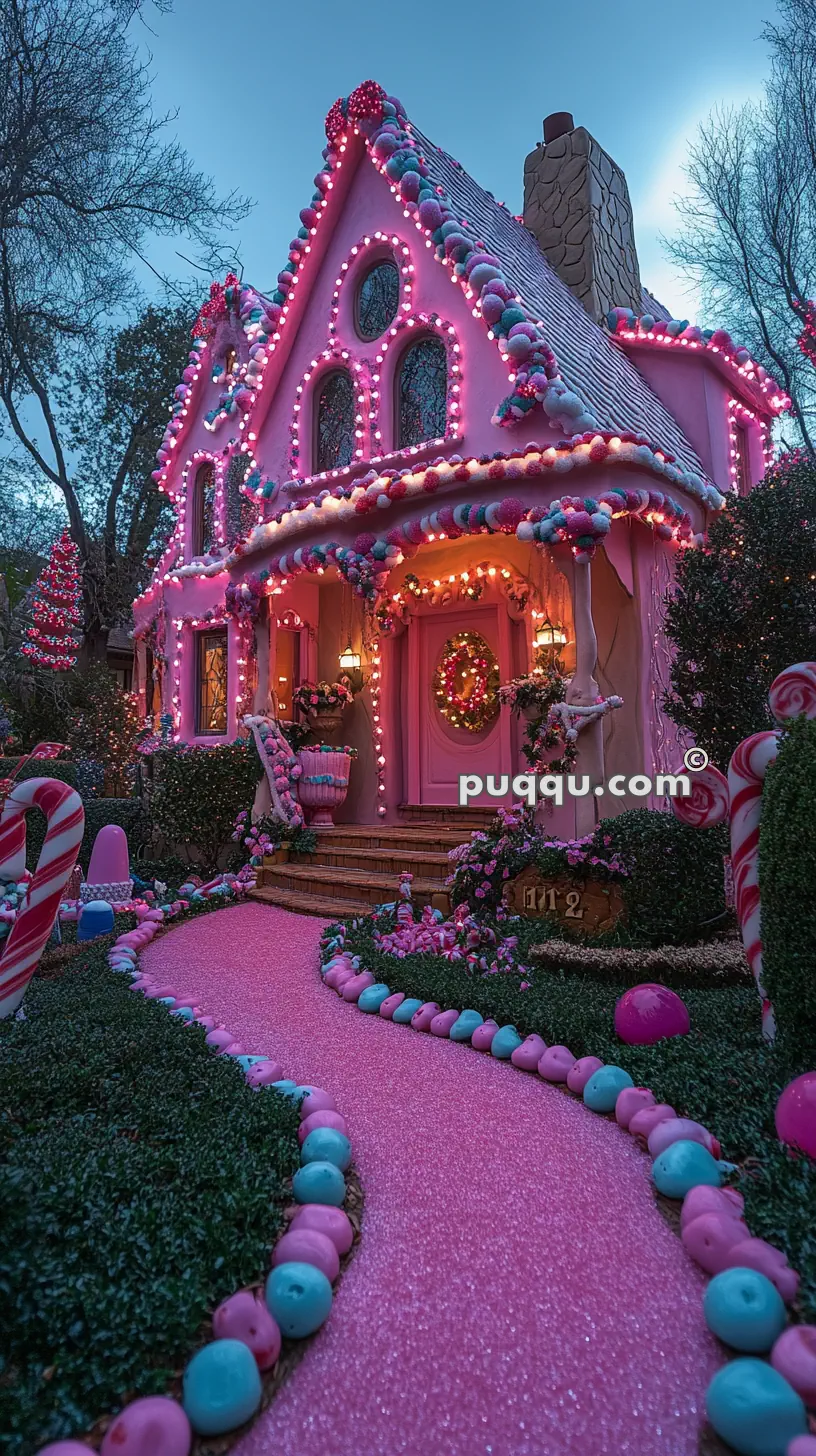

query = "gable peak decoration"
(322, 81), (600, 437)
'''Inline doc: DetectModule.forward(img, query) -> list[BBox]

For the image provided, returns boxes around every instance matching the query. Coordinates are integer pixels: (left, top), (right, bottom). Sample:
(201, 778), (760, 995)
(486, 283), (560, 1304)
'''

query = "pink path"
(143, 904), (719, 1456)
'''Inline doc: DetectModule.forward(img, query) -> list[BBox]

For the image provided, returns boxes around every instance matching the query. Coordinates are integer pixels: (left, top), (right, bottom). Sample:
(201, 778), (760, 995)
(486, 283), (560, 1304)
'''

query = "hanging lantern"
(339, 643), (361, 671)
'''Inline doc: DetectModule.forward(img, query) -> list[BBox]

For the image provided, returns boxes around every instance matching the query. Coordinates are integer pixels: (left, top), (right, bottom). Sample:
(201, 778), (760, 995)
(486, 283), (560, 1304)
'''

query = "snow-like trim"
(607, 309), (791, 416)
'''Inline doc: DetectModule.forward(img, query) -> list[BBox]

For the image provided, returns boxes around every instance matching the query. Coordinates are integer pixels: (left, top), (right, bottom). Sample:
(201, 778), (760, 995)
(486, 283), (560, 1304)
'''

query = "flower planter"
(308, 707), (345, 741)
(296, 748), (352, 827)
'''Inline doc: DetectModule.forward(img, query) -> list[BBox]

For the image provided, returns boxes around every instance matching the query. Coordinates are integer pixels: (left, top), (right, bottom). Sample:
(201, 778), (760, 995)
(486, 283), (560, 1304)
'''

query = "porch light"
(339, 643), (361, 671)
(534, 616), (568, 650)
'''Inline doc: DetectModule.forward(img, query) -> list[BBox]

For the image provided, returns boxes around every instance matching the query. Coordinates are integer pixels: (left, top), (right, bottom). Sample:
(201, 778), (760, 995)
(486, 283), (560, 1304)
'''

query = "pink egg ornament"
(615, 1087), (655, 1129)
(567, 1056), (603, 1094)
(290, 1203), (354, 1255)
(430, 1009), (459, 1037)
(411, 1001), (441, 1031)
(537, 1045), (576, 1082)
(212, 1290), (281, 1371)
(36, 1445), (95, 1455)
(99, 1396), (191, 1455)
(379, 991), (405, 1019)
(771, 1325), (816, 1405)
(629, 1103), (677, 1140)
(272, 1227), (340, 1283)
(341, 971), (375, 1003)
(615, 983), (690, 1045)
(681, 1184), (745, 1232)
(471, 1019), (499, 1051)
(300, 1089), (337, 1118)
(298, 1110), (348, 1143)
(648, 1118), (721, 1161)
(681, 1213), (750, 1275)
(511, 1034), (548, 1071)
(775, 1071), (816, 1158)
(246, 1060), (284, 1087)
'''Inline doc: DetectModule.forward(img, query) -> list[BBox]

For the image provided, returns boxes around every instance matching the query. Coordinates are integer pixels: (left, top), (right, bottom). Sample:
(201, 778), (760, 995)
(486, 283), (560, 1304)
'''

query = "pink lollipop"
(671, 760), (729, 828)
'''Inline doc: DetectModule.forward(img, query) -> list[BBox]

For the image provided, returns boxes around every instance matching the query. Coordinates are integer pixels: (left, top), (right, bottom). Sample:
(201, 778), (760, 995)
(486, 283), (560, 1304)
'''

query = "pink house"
(132, 83), (788, 841)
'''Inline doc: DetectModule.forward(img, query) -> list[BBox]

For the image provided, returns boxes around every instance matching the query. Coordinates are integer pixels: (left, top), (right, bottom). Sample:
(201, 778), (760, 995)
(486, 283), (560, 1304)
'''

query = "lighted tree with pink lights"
(22, 531), (82, 671)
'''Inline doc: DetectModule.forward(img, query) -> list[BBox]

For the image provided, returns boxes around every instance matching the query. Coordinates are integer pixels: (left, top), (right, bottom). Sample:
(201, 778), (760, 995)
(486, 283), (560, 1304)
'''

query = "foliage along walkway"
(142, 902), (719, 1456)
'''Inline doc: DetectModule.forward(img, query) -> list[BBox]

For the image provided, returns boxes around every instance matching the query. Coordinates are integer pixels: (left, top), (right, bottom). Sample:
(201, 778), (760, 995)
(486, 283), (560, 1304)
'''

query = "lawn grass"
(0, 938), (301, 1456)
(333, 916), (816, 1323)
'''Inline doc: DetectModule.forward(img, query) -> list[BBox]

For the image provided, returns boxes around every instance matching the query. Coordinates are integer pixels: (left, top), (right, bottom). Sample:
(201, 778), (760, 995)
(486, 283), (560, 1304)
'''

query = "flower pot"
(308, 707), (345, 741)
(296, 749), (352, 827)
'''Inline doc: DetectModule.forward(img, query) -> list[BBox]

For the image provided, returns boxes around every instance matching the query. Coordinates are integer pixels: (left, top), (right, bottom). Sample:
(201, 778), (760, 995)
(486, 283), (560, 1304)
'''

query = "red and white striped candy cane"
(727, 662), (816, 1042)
(0, 778), (85, 1018)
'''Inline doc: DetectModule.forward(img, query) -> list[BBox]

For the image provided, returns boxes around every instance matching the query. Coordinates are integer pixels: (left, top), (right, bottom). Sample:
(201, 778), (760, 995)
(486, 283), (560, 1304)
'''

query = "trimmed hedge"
(150, 741), (260, 872)
(597, 809), (730, 945)
(335, 915), (816, 1322)
(760, 715), (816, 1067)
(0, 937), (301, 1455)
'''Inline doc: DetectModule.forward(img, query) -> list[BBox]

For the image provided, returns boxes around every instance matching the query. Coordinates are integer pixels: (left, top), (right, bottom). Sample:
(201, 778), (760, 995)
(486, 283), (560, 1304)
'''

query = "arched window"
(356, 259), (400, 340)
(314, 369), (355, 474)
(397, 335), (447, 449)
(191, 462), (217, 557)
(224, 345), (237, 376)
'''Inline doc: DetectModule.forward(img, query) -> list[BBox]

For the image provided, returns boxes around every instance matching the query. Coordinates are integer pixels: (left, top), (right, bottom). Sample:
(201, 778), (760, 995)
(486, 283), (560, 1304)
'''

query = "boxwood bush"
(760, 715), (816, 1068)
(0, 938), (300, 1455)
(150, 741), (260, 872)
(333, 917), (815, 1322)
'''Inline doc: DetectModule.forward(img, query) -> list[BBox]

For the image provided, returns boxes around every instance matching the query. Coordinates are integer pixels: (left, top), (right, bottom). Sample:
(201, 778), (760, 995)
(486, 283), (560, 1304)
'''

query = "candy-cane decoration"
(0, 778), (85, 1019)
(671, 762), (730, 829)
(244, 714), (305, 829)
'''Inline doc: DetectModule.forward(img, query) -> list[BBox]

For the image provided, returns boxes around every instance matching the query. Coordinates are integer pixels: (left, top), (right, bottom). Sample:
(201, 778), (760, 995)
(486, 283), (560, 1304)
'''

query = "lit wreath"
(434, 632), (499, 733)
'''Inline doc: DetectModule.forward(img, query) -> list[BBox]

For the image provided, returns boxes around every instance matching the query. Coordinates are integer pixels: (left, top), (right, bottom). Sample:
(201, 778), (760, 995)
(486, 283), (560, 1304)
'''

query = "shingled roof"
(409, 124), (706, 480)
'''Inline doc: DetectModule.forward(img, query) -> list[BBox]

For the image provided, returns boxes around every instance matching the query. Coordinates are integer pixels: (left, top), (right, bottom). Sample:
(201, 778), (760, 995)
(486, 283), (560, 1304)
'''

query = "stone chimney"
(523, 113), (642, 325)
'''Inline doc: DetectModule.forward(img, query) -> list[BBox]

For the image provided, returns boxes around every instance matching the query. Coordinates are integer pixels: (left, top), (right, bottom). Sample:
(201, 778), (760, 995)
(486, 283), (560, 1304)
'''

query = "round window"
(356, 259), (400, 340)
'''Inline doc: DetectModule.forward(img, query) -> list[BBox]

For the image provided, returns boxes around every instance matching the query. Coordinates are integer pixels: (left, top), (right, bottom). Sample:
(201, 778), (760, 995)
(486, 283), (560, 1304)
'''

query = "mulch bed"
(528, 936), (750, 987)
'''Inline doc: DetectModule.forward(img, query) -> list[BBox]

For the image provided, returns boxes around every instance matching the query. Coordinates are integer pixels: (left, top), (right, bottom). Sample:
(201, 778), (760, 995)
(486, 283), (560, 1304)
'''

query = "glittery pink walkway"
(143, 904), (718, 1456)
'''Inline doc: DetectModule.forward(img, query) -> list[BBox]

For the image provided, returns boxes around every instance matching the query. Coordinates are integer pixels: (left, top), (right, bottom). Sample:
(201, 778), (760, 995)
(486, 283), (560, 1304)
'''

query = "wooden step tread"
(261, 862), (447, 894)
(313, 828), (472, 850)
(249, 886), (371, 919)
(288, 847), (452, 871)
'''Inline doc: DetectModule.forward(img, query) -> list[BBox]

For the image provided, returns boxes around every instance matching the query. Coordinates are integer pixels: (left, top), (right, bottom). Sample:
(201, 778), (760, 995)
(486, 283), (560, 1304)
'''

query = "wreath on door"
(434, 631), (500, 733)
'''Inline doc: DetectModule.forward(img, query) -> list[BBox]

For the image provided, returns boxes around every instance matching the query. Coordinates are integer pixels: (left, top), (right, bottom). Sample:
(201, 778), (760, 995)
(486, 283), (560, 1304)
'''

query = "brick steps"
(250, 886), (374, 919)
(290, 846), (451, 875)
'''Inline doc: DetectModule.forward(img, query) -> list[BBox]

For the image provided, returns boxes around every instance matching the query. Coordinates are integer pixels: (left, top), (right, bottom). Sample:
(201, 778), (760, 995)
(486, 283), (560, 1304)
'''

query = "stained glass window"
(397, 336), (447, 448)
(356, 260), (400, 340)
(197, 628), (228, 735)
(192, 462), (217, 557)
(224, 455), (256, 545)
(315, 370), (355, 474)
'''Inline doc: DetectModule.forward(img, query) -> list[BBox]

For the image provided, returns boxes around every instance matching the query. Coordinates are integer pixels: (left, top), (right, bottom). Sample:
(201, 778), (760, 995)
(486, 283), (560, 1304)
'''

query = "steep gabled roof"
(408, 125), (706, 478)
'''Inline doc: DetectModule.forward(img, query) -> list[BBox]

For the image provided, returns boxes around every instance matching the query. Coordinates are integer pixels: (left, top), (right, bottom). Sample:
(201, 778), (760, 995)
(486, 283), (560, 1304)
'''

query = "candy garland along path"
(142, 902), (719, 1456)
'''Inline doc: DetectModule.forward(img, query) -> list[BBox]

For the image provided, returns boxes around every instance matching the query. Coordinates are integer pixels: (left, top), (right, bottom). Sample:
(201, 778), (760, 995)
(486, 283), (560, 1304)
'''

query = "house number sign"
(503, 865), (625, 938)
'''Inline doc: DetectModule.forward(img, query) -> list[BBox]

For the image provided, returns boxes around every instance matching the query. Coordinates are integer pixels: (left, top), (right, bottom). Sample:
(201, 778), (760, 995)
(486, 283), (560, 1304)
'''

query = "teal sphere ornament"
(266, 1261), (333, 1338)
(450, 1010), (484, 1042)
(706, 1358), (807, 1454)
(491, 1024), (523, 1060)
(583, 1065), (634, 1113)
(651, 1139), (722, 1198)
(392, 997), (423, 1024)
(703, 1268), (787, 1352)
(293, 1160), (346, 1206)
(357, 983), (391, 1012)
(301, 1128), (352, 1172)
(182, 1338), (262, 1435)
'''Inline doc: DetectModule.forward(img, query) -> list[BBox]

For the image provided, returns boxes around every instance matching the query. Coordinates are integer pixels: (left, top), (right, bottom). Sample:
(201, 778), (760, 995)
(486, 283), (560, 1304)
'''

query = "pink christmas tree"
(22, 529), (82, 670)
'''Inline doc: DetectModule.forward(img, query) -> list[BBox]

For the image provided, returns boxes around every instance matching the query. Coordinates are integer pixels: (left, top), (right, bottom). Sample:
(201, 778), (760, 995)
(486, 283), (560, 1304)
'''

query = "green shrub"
(598, 809), (730, 945)
(332, 917), (815, 1321)
(0, 938), (300, 1455)
(760, 715), (816, 1068)
(150, 741), (260, 872)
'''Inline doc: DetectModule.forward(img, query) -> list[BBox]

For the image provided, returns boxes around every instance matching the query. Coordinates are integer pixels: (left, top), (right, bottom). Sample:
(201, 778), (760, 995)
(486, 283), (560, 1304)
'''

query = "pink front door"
(404, 604), (515, 807)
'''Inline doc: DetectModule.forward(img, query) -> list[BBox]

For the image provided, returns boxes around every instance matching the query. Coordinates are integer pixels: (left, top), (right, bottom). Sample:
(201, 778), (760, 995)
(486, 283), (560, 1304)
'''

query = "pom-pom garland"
(606, 309), (791, 414)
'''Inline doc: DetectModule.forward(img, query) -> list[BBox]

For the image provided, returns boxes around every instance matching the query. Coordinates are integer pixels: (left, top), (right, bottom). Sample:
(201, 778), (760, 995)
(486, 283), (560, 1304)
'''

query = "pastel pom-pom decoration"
(537, 1045), (576, 1082)
(182, 1339), (262, 1436)
(301, 1127), (351, 1172)
(272, 1227), (340, 1284)
(212, 1291), (281, 1371)
(652, 1140), (722, 1199)
(704, 1268), (787, 1352)
(771, 1325), (816, 1405)
(290, 1203), (354, 1255)
(101, 1397), (190, 1450)
(614, 983), (690, 1045)
(292, 1160), (346, 1206)
(706, 1358), (807, 1455)
(775, 1072), (816, 1157)
(392, 997), (424, 1024)
(357, 982), (391, 1012)
(491, 1024), (523, 1060)
(583, 1065), (634, 1112)
(566, 1056), (603, 1094)
(266, 1261), (333, 1338)
(480, 293), (505, 325)
(450, 1009), (484, 1042)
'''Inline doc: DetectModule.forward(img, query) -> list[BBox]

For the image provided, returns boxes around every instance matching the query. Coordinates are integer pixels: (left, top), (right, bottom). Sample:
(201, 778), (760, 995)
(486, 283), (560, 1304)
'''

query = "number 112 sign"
(504, 865), (625, 938)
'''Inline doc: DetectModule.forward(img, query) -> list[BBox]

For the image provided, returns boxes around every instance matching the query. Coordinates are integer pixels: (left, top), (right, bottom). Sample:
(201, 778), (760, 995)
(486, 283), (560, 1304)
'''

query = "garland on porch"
(375, 562), (533, 634)
(434, 632), (500, 734)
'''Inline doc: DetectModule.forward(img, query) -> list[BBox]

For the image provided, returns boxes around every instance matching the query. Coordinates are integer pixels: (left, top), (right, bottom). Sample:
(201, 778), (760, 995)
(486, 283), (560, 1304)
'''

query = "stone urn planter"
(296, 747), (353, 827)
(308, 706), (345, 742)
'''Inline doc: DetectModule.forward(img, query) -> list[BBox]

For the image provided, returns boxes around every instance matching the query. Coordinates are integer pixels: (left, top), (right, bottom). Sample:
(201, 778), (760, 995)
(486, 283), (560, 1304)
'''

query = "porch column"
(134, 638), (147, 718)
(566, 558), (604, 834)
(253, 596), (271, 715)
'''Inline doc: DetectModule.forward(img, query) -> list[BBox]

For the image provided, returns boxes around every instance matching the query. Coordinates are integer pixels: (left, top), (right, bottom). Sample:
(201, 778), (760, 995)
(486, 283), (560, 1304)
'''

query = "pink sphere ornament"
(301, 1089), (336, 1118)
(291, 1203), (354, 1255)
(615, 1087), (655, 1129)
(212, 1290), (281, 1371)
(771, 1325), (816, 1405)
(298, 1110), (348, 1143)
(615, 983), (690, 1045)
(99, 1397), (191, 1455)
(511, 1034), (548, 1071)
(775, 1072), (816, 1157)
(681, 1184), (745, 1232)
(648, 1118), (721, 1161)
(272, 1228), (340, 1283)
(629, 1103), (677, 1139)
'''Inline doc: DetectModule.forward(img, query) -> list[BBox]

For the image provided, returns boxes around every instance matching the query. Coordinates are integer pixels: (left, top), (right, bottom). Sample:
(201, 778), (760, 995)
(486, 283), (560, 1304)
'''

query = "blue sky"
(139, 0), (776, 318)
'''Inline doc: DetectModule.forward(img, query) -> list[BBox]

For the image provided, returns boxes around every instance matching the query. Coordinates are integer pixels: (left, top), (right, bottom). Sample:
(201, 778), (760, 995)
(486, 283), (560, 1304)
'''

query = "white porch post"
(253, 596), (271, 715)
(566, 558), (604, 834)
